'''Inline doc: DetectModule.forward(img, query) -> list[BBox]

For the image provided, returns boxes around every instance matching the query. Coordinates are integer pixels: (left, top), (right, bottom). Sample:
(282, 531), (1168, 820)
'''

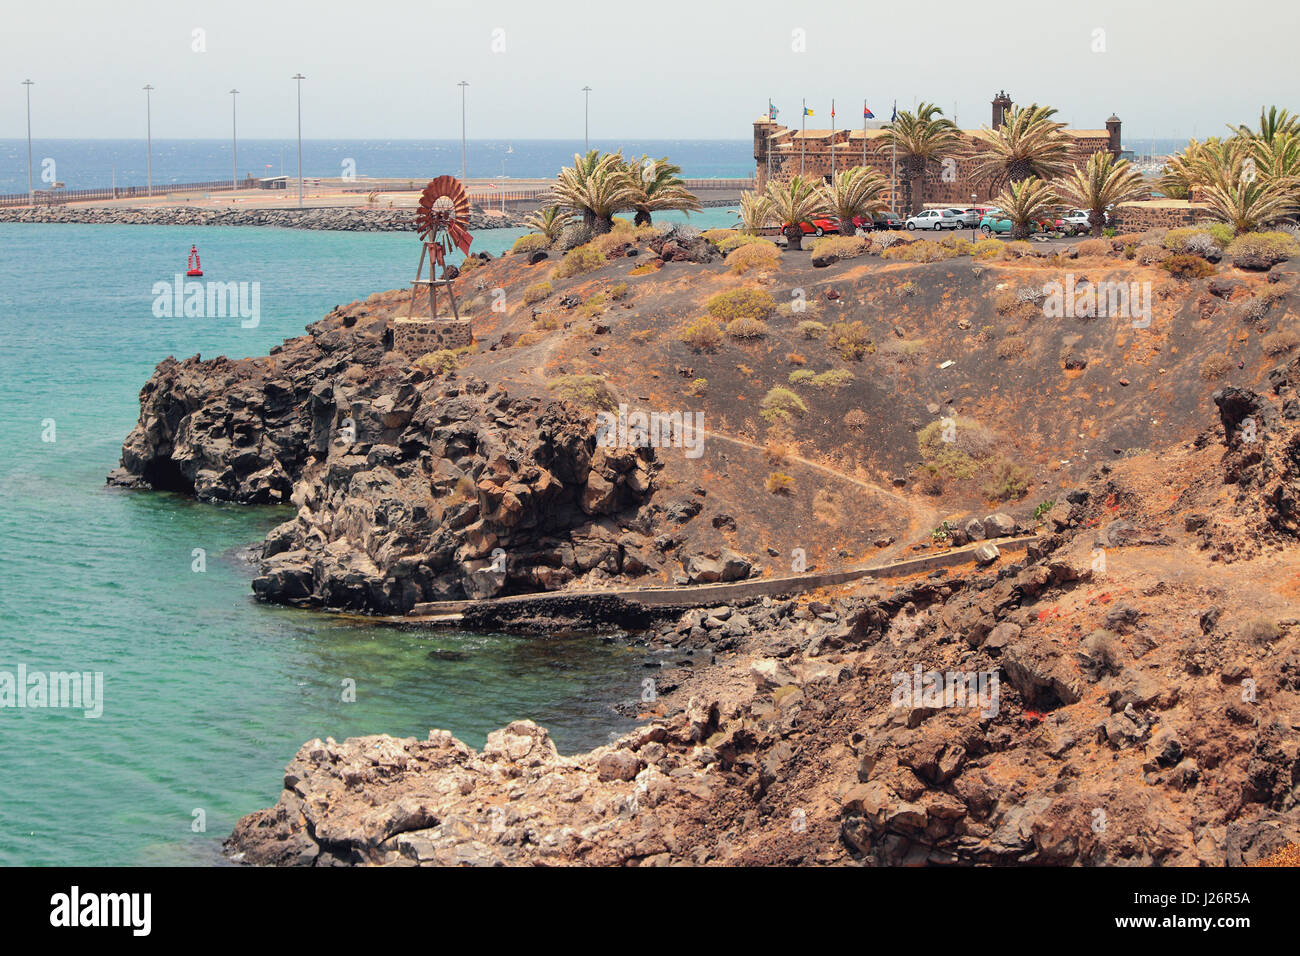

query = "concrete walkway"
(399, 533), (1040, 625)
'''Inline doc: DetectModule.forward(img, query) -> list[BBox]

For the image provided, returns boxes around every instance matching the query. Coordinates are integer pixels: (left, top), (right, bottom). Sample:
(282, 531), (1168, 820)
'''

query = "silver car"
(905, 209), (962, 230)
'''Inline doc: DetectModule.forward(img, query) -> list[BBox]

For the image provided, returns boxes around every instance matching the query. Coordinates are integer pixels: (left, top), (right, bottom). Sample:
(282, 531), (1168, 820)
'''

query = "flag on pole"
(863, 104), (875, 119)
(831, 99), (836, 123)
(890, 101), (898, 122)
(768, 99), (778, 121)
(803, 106), (814, 117)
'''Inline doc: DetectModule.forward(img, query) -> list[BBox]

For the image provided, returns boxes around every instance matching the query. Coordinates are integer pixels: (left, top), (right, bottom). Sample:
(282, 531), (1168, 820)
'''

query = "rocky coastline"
(224, 386), (1300, 865)
(105, 231), (1300, 866)
(0, 204), (525, 231)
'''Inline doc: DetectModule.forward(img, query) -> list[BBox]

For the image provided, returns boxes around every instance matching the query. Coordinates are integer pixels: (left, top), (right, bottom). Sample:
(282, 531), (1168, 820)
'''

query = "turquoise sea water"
(0, 212), (737, 867)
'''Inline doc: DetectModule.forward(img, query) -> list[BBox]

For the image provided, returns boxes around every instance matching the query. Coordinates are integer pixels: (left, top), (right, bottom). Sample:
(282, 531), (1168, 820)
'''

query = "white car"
(905, 209), (962, 231)
(1061, 210), (1093, 234)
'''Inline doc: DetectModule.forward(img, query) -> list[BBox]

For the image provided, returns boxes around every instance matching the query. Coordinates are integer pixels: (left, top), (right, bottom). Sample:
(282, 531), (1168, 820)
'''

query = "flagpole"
(863, 100), (867, 166)
(800, 98), (806, 176)
(830, 99), (835, 181)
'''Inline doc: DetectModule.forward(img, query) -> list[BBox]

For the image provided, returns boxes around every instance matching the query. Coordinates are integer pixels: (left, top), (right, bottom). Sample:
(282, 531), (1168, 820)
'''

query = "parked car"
(872, 211), (905, 230)
(947, 208), (983, 228)
(905, 209), (961, 230)
(1058, 210), (1091, 234)
(794, 217), (840, 237)
(979, 210), (1034, 235)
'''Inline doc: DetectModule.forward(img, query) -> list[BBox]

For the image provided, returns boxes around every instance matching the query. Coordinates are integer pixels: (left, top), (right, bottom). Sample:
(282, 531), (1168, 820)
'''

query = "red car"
(793, 218), (839, 237)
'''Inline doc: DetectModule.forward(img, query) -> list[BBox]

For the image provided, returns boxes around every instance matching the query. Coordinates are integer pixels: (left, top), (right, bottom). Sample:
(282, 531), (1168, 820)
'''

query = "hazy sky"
(4, 0), (1296, 141)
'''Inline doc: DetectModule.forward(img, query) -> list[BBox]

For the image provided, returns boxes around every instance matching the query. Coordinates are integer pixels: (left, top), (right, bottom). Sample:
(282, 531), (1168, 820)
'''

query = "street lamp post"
(292, 74), (305, 207)
(22, 80), (33, 205)
(230, 89), (239, 190)
(971, 192), (978, 239)
(143, 84), (154, 197)
(581, 86), (592, 153)
(457, 81), (469, 180)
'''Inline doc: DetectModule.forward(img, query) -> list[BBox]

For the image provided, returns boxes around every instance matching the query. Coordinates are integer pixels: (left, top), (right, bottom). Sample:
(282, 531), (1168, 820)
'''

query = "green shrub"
(765, 471), (796, 495)
(727, 241), (782, 274)
(809, 369), (856, 389)
(981, 458), (1031, 502)
(546, 374), (617, 410)
(1263, 330), (1300, 354)
(1200, 353), (1233, 380)
(810, 235), (870, 260)
(523, 280), (553, 305)
(1161, 254), (1216, 278)
(971, 238), (1003, 260)
(1226, 231), (1300, 267)
(701, 228), (739, 246)
(843, 409), (869, 431)
(798, 320), (828, 339)
(553, 244), (608, 278)
(917, 415), (998, 459)
(827, 320), (872, 360)
(1032, 499), (1057, 521)
(608, 282), (629, 301)
(759, 386), (808, 425)
(1135, 243), (1171, 265)
(788, 369), (816, 384)
(678, 317), (723, 352)
(882, 239), (956, 262)
(1102, 227), (1118, 238)
(706, 287), (775, 322)
(1163, 227), (1216, 254)
(590, 231), (634, 258)
(719, 233), (772, 255)
(1206, 223), (1235, 246)
(1002, 241), (1035, 259)
(414, 349), (460, 375)
(1075, 238), (1112, 257)
(511, 233), (550, 255)
(725, 316), (769, 339)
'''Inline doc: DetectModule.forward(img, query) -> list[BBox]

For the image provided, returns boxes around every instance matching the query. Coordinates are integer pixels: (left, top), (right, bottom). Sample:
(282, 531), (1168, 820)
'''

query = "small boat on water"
(186, 245), (203, 277)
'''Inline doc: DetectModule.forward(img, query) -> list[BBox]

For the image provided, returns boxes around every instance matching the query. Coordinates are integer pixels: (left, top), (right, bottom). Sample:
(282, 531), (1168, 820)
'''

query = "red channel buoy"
(186, 244), (204, 277)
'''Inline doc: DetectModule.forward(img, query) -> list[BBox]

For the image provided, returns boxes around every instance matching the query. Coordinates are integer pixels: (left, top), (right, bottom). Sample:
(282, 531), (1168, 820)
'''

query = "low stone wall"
(391, 316), (473, 354)
(1111, 200), (1214, 234)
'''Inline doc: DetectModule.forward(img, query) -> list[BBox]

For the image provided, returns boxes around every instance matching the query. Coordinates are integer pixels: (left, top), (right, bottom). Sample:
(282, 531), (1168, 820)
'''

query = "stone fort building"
(753, 91), (1122, 213)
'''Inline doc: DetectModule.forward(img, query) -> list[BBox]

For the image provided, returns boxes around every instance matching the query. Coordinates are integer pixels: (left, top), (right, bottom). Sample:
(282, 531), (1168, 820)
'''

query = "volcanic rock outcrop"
(109, 308), (659, 612)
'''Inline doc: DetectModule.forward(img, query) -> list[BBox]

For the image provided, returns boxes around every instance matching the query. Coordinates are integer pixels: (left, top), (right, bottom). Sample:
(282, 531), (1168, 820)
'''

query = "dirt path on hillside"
(698, 427), (942, 560)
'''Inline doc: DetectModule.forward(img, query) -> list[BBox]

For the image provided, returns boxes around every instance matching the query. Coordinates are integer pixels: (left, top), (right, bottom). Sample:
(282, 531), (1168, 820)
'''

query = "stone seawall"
(0, 205), (525, 232)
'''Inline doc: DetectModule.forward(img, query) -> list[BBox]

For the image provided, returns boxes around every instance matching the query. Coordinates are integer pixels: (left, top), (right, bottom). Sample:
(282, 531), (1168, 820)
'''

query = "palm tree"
(823, 165), (890, 235)
(1195, 150), (1297, 234)
(1233, 106), (1300, 146)
(1159, 137), (1243, 199)
(625, 156), (700, 226)
(736, 190), (776, 235)
(551, 150), (640, 234)
(1057, 151), (1149, 236)
(764, 175), (830, 250)
(880, 102), (961, 216)
(1248, 133), (1300, 207)
(522, 205), (573, 242)
(972, 104), (1073, 191)
(990, 176), (1059, 240)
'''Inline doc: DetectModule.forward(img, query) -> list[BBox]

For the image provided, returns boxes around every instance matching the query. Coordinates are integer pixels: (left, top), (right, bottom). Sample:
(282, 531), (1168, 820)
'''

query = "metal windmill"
(407, 175), (474, 320)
